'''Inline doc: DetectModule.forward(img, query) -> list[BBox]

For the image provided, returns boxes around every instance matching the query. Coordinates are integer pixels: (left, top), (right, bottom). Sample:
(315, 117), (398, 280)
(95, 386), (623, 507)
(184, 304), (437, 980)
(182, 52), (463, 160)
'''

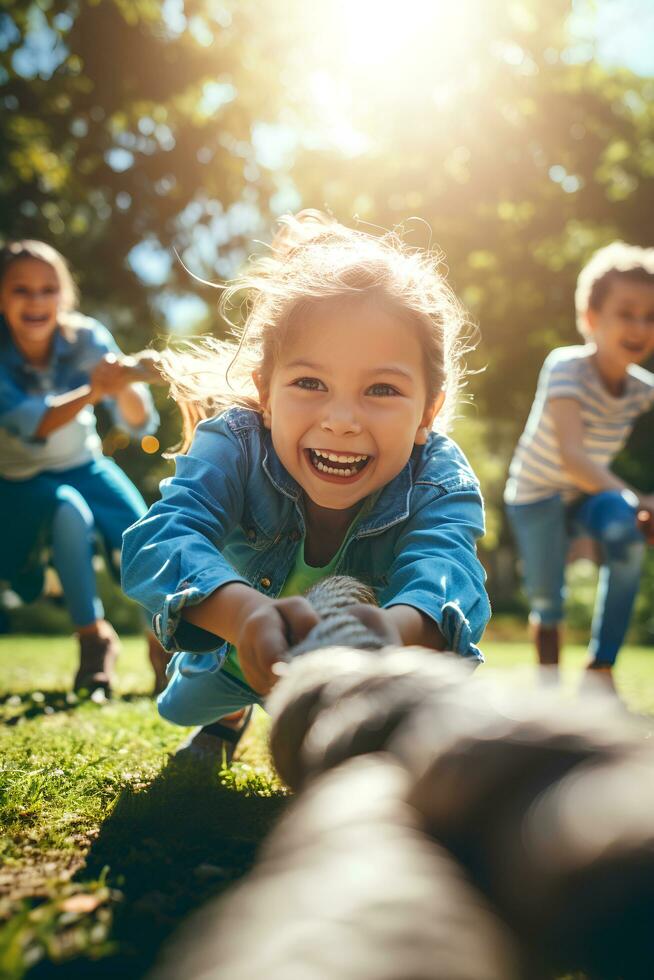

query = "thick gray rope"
(149, 577), (654, 980)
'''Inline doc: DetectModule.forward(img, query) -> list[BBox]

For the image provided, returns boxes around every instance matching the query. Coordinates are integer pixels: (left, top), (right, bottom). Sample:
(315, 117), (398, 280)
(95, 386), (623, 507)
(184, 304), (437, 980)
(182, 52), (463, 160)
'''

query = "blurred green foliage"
(1, 0), (653, 617)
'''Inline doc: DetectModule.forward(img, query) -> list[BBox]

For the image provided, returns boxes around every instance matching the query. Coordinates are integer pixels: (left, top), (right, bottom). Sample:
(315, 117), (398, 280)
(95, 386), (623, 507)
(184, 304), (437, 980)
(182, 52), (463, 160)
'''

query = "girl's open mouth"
(21, 314), (51, 326)
(306, 448), (371, 479)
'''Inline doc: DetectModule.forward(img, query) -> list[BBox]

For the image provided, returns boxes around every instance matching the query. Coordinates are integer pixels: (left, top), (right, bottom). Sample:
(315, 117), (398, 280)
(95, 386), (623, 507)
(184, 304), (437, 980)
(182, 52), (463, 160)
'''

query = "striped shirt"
(504, 345), (654, 504)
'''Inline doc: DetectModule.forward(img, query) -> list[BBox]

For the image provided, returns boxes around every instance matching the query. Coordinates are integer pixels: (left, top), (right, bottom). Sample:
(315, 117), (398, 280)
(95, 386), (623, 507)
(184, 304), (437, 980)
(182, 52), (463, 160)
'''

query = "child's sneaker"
(174, 706), (253, 767)
(579, 663), (628, 712)
(74, 620), (121, 698)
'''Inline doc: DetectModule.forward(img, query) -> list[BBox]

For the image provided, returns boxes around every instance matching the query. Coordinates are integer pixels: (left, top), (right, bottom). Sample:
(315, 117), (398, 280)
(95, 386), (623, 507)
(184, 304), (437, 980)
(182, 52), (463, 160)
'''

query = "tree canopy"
(2, 0), (653, 509)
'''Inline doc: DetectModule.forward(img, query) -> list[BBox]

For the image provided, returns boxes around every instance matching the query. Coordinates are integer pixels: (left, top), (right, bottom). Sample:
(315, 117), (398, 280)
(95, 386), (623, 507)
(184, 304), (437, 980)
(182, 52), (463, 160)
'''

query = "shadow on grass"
(0, 691), (149, 726)
(23, 752), (288, 979)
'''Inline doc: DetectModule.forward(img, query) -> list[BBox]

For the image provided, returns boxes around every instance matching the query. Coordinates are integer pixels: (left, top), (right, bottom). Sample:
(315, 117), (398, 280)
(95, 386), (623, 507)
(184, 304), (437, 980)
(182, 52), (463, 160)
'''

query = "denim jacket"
(122, 407), (490, 664)
(0, 313), (158, 479)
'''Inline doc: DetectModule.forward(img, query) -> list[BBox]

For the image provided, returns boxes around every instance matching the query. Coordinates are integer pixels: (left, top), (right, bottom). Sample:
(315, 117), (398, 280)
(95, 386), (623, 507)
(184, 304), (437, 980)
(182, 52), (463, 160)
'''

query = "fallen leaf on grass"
(60, 893), (103, 914)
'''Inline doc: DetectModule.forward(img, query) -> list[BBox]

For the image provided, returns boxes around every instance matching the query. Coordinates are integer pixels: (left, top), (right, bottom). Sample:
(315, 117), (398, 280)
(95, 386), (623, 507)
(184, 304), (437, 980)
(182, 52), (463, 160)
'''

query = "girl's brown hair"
(160, 211), (475, 451)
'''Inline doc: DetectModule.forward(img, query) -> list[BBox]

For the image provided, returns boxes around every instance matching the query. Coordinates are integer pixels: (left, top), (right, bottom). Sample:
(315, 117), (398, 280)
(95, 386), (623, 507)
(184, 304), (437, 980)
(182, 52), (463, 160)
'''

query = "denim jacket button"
(246, 528), (256, 541)
(260, 577), (271, 589)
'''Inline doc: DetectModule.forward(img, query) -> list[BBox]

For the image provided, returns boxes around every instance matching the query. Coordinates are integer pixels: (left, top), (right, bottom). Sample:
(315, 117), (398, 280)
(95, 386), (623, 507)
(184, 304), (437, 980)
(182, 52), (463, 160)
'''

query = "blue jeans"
(506, 491), (645, 666)
(158, 654), (263, 726)
(0, 458), (147, 628)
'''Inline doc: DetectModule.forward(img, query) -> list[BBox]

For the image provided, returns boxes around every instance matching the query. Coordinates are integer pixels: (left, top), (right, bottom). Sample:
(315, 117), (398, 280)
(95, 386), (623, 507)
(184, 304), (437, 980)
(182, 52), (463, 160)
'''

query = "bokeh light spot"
(141, 436), (160, 454)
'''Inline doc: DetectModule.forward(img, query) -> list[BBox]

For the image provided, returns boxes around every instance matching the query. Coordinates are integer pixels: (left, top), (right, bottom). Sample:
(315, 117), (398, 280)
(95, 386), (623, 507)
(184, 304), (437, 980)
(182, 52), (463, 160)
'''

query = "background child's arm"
(34, 383), (101, 439)
(90, 353), (159, 429)
(550, 398), (649, 505)
(33, 354), (151, 438)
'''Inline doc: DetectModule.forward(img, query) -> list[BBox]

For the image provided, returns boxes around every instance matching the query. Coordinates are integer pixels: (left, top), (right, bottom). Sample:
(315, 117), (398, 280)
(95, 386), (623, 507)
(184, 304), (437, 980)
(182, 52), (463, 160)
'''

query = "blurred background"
(2, 0), (653, 641)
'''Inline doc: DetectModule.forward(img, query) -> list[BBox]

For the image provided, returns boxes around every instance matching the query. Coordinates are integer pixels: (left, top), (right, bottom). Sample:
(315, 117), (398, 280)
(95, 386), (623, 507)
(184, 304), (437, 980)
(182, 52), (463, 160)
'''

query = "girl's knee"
(157, 687), (193, 726)
(157, 668), (256, 725)
(53, 486), (95, 530)
(156, 669), (242, 727)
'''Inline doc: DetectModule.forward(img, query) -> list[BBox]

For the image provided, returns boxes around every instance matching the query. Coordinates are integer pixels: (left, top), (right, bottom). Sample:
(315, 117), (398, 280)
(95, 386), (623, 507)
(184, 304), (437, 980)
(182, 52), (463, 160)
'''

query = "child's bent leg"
(64, 458), (168, 692)
(575, 491), (645, 668)
(51, 486), (121, 695)
(506, 496), (568, 668)
(157, 653), (262, 727)
(51, 486), (102, 627)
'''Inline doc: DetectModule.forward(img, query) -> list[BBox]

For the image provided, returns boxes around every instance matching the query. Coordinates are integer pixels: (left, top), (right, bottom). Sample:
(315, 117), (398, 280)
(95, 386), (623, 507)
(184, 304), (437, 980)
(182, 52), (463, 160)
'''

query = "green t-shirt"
(221, 495), (380, 685)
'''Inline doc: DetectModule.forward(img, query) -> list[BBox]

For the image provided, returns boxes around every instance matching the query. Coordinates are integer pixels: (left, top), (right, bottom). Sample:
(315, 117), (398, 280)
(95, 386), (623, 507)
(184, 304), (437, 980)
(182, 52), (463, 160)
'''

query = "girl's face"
(0, 258), (61, 353)
(257, 298), (443, 512)
(586, 278), (654, 373)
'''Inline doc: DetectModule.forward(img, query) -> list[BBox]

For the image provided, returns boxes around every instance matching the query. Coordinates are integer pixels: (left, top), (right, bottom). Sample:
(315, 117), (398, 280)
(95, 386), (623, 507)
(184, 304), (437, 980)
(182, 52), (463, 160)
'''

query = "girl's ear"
(414, 391), (445, 445)
(252, 370), (272, 429)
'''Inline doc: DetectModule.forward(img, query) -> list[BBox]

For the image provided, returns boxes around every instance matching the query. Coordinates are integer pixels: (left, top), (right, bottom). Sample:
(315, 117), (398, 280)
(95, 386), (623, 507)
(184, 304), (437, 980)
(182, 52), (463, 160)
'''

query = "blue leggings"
(0, 457), (147, 628)
(506, 490), (645, 666)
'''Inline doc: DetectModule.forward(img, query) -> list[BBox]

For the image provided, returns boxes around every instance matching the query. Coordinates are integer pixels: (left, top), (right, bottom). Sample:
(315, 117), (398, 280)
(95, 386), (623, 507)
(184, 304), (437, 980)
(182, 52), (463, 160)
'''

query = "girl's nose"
(320, 406), (362, 436)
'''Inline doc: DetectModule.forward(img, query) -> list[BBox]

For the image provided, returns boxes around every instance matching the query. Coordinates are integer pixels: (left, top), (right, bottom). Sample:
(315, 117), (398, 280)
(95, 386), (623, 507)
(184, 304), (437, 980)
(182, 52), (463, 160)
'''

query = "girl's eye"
(11, 286), (58, 296)
(294, 377), (326, 391)
(367, 382), (400, 396)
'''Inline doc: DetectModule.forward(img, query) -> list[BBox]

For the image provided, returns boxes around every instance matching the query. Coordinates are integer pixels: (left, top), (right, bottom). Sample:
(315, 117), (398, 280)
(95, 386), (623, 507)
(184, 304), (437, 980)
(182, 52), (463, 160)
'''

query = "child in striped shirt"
(505, 243), (654, 692)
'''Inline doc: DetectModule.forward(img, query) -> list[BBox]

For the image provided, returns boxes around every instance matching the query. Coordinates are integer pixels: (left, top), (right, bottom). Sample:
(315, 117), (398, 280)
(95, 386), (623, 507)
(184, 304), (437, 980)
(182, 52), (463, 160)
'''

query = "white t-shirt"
(0, 314), (157, 480)
(504, 345), (654, 505)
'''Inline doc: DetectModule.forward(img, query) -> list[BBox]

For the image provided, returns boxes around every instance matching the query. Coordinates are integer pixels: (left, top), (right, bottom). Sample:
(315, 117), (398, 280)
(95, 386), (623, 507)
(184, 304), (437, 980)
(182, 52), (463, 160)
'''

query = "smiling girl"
(0, 240), (163, 695)
(122, 211), (490, 758)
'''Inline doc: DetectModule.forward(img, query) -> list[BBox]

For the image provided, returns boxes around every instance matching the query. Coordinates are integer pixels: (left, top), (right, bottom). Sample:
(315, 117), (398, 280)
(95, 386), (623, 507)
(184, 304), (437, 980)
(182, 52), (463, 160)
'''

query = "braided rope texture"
(150, 577), (654, 980)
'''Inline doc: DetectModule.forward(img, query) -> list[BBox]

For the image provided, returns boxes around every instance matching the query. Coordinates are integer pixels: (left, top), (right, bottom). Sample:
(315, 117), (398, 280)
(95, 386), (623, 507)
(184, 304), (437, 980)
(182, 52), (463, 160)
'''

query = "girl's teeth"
(315, 460), (355, 477)
(313, 450), (367, 463)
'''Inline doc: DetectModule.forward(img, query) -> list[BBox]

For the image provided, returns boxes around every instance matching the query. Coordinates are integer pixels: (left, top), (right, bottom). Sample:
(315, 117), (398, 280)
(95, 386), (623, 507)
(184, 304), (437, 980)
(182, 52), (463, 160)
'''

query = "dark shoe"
(579, 663), (628, 711)
(74, 621), (121, 698)
(174, 706), (254, 767)
(148, 633), (172, 696)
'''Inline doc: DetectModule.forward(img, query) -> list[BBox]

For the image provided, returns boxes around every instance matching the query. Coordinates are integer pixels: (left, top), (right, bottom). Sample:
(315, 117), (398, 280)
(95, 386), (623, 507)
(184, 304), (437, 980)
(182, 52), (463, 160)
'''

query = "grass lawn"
(1, 634), (653, 978)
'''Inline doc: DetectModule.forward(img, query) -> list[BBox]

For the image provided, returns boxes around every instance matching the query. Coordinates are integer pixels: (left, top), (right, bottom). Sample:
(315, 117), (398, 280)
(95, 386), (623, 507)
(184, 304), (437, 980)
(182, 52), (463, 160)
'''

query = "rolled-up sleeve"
(0, 373), (52, 442)
(121, 417), (250, 652)
(379, 477), (490, 663)
(103, 384), (159, 438)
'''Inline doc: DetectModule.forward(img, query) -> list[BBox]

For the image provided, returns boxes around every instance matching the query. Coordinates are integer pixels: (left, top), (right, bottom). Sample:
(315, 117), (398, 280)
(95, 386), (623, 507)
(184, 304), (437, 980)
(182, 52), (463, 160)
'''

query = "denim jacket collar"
(0, 317), (74, 374)
(260, 422), (414, 539)
(261, 428), (302, 502)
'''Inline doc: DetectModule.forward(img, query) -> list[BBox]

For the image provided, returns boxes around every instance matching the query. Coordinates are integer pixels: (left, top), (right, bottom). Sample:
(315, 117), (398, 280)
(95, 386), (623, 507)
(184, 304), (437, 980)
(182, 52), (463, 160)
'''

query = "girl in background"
(123, 211), (490, 760)
(0, 240), (166, 696)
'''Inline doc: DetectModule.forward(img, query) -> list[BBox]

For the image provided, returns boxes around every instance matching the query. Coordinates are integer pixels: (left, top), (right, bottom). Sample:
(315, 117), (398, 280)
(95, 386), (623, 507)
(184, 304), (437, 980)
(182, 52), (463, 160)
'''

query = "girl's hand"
(347, 604), (403, 646)
(90, 354), (133, 399)
(129, 351), (165, 384)
(637, 507), (654, 545)
(238, 596), (320, 695)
